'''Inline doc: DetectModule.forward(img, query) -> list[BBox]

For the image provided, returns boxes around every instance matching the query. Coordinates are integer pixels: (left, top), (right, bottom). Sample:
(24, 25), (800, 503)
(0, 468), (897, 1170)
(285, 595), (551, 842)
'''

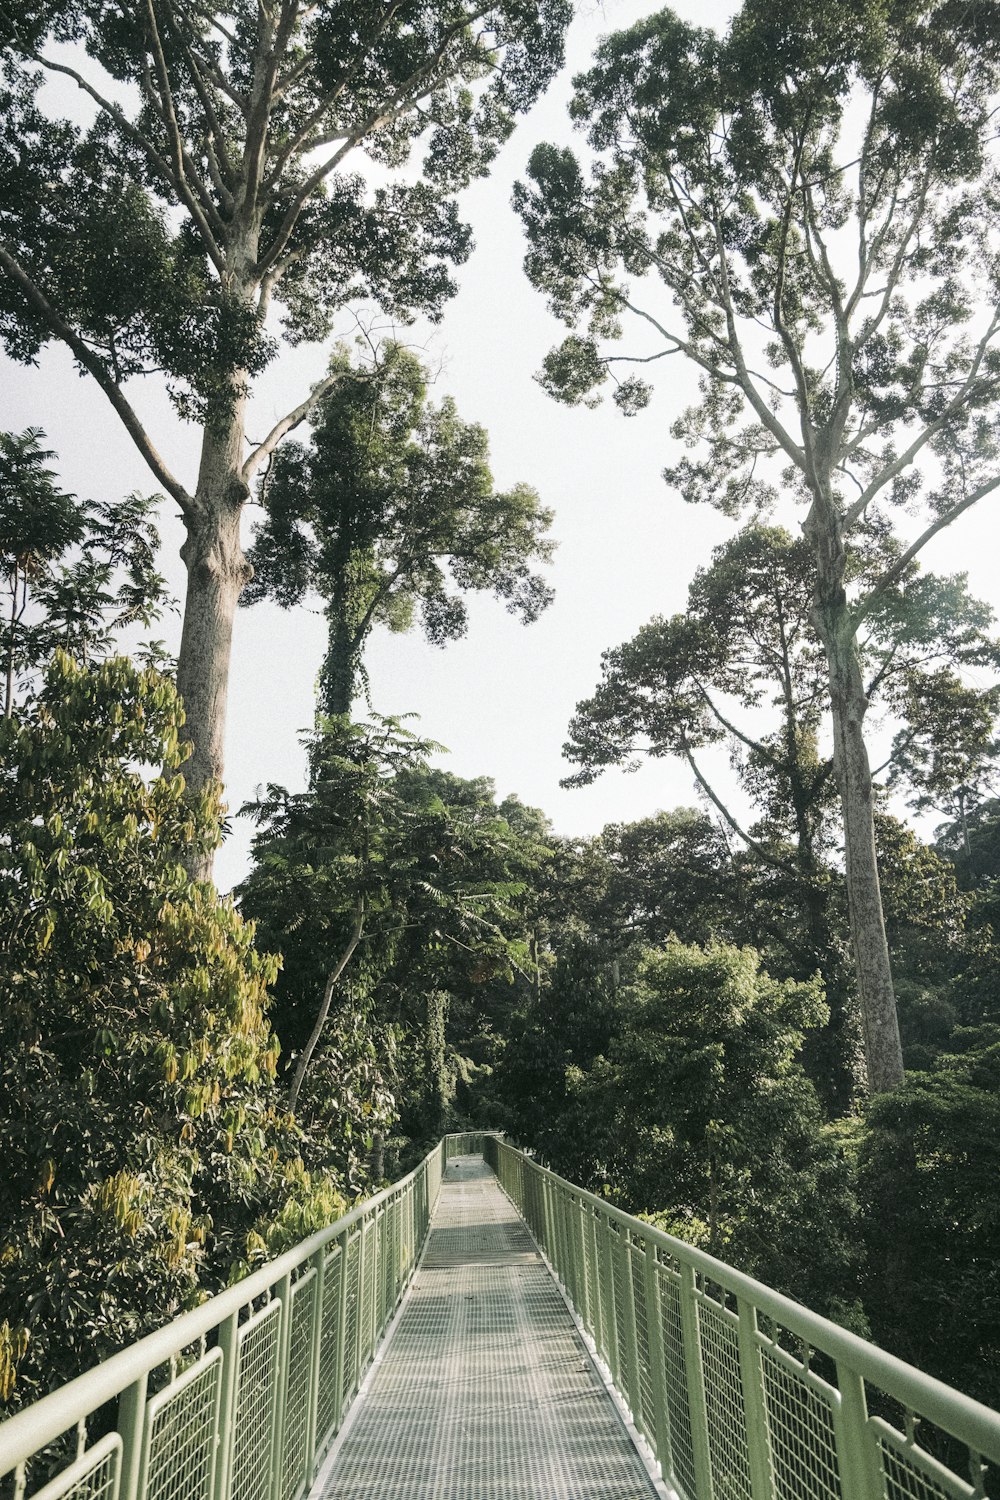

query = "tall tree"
(236, 718), (534, 1120)
(0, 653), (311, 1405)
(517, 0), (1000, 1089)
(245, 343), (554, 715)
(0, 0), (571, 868)
(564, 526), (997, 1104)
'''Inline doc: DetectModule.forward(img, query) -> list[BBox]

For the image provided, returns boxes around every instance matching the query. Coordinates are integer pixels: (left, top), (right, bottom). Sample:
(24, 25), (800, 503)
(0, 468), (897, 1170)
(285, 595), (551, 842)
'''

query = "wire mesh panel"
(341, 1233), (361, 1403)
(315, 1247), (343, 1451)
(281, 1269), (317, 1500)
(580, 1201), (597, 1332)
(758, 1336), (840, 1500)
(873, 1419), (979, 1500)
(230, 1301), (281, 1500)
(29, 1435), (122, 1500)
(380, 1199), (395, 1333)
(629, 1237), (656, 1448)
(697, 1291), (754, 1500)
(141, 1349), (222, 1500)
(657, 1258), (698, 1500)
(359, 1220), (376, 1371)
(609, 1220), (630, 1387)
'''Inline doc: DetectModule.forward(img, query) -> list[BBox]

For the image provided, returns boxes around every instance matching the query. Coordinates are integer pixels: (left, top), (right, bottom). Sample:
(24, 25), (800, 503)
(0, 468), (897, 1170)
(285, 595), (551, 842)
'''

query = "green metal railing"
(5, 1130), (998, 1500)
(0, 1136), (463, 1500)
(485, 1135), (1000, 1500)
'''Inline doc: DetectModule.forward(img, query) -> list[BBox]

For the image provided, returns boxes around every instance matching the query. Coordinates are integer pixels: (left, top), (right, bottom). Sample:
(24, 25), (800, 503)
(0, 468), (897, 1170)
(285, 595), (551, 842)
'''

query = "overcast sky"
(4, 0), (1000, 892)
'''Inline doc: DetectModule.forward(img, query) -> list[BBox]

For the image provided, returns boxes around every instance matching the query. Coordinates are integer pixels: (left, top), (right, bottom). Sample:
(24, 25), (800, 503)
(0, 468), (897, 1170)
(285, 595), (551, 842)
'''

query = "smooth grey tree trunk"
(175, 396), (253, 879)
(808, 486), (904, 1094)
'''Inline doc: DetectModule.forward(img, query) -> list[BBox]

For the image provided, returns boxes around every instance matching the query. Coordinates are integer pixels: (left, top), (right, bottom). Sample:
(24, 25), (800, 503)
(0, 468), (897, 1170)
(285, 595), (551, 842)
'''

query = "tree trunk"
(808, 486), (904, 1093)
(319, 598), (358, 718)
(4, 563), (18, 718)
(175, 405), (252, 879)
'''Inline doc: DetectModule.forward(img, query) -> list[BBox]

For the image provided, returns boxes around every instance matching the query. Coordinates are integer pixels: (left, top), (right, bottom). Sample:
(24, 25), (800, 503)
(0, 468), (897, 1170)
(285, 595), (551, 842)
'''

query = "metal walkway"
(311, 1156), (660, 1500)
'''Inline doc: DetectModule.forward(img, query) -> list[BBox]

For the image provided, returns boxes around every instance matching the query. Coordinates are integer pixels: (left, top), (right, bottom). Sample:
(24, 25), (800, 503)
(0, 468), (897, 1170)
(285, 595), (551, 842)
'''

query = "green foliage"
(859, 1037), (1000, 1409)
(0, 428), (170, 714)
(0, 653), (313, 1403)
(529, 939), (861, 1319)
(237, 720), (542, 1166)
(245, 343), (554, 715)
(0, 2), (571, 423)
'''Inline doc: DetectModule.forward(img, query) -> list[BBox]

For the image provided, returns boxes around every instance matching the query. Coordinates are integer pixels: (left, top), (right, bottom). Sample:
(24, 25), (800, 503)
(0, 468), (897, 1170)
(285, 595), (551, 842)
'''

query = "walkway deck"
(312, 1155), (661, 1500)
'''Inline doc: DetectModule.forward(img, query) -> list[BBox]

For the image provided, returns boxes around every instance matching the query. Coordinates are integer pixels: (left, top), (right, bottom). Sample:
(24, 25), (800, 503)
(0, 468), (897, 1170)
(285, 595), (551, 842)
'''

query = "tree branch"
(242, 370), (346, 484)
(287, 905), (365, 1112)
(0, 242), (194, 515)
(258, 12), (488, 278)
(853, 472), (1000, 628)
(680, 739), (800, 877)
(142, 0), (226, 266)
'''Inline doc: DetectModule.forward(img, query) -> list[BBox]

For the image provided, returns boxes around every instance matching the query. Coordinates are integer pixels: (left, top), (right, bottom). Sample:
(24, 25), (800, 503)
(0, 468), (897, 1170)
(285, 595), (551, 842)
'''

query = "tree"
(564, 525), (998, 1104)
(0, 431), (170, 716)
(0, 652), (318, 1405)
(1, 429), (82, 715)
(858, 1033), (1000, 1410)
(889, 668), (1000, 856)
(245, 342), (554, 715)
(236, 718), (535, 1134)
(518, 0), (1000, 1088)
(0, 0), (571, 865)
(539, 939), (862, 1318)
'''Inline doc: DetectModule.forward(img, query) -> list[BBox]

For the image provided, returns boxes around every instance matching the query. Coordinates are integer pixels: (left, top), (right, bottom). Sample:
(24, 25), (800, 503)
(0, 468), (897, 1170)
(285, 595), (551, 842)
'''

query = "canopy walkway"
(2, 1135), (999, 1500)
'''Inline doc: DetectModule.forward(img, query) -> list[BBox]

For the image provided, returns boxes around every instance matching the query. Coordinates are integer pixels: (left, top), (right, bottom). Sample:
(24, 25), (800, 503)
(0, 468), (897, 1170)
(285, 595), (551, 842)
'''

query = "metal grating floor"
(312, 1157), (660, 1500)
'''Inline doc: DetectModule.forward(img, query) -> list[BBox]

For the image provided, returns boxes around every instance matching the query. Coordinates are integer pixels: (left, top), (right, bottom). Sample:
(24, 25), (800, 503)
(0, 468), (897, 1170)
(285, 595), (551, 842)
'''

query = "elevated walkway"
(2, 1133), (999, 1500)
(313, 1156), (660, 1499)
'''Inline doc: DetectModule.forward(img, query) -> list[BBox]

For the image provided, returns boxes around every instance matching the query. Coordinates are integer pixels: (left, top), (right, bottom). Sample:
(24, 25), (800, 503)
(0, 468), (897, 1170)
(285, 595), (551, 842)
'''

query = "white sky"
(3, 0), (1000, 891)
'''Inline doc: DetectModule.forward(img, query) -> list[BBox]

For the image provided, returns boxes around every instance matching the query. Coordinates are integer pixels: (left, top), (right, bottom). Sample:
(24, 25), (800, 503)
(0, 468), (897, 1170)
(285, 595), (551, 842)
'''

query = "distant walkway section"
(312, 1155), (660, 1500)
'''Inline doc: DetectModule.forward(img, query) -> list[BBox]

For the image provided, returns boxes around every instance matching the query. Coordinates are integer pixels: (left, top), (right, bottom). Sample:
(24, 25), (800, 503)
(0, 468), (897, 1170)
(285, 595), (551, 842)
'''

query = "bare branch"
(142, 0), (226, 266)
(680, 739), (800, 877)
(242, 369), (346, 484)
(853, 472), (1000, 627)
(0, 242), (194, 515)
(287, 905), (365, 1112)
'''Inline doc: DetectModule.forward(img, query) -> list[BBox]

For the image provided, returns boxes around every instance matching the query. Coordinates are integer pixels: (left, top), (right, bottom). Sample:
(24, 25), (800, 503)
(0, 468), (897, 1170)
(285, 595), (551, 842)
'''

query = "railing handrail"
(496, 1139), (1000, 1461)
(0, 1134), (473, 1480)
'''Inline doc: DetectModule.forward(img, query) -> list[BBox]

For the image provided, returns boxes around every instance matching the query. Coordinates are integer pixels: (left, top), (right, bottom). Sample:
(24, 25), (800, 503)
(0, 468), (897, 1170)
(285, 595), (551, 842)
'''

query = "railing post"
(642, 1241), (673, 1483)
(678, 1263), (715, 1500)
(736, 1298), (775, 1500)
(836, 1364), (884, 1500)
(116, 1372), (148, 1500)
(213, 1311), (240, 1500)
(353, 1222), (367, 1395)
(271, 1271), (293, 1500)
(305, 1249), (325, 1483)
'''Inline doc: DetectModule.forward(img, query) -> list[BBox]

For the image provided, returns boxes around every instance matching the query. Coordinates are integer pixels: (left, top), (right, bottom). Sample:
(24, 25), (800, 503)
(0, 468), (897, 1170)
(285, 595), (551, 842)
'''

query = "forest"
(1, 0), (999, 1436)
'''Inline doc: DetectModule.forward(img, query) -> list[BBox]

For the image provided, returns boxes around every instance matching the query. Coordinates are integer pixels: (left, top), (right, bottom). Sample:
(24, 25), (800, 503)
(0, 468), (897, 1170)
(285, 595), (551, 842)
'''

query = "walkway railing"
(485, 1135), (1000, 1500)
(4, 1131), (998, 1500)
(0, 1136), (491, 1500)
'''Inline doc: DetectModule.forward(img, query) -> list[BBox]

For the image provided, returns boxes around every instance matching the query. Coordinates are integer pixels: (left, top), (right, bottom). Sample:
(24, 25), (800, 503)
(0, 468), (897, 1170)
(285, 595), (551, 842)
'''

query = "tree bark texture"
(808, 488), (904, 1094)
(174, 399), (253, 878)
